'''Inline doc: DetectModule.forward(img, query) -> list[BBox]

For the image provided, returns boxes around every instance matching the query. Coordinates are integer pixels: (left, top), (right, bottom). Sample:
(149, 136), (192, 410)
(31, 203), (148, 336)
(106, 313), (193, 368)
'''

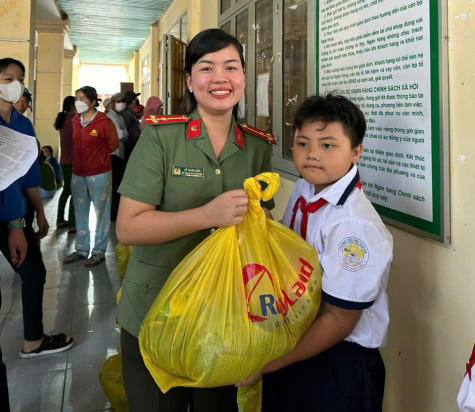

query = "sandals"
(19, 334), (74, 358)
(63, 252), (86, 264)
(84, 252), (105, 267)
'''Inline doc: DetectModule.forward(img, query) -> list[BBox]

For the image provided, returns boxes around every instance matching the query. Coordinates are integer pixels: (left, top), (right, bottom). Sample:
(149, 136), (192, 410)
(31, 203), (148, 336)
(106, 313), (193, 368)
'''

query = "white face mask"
(114, 102), (126, 112)
(75, 100), (89, 114)
(0, 81), (25, 103)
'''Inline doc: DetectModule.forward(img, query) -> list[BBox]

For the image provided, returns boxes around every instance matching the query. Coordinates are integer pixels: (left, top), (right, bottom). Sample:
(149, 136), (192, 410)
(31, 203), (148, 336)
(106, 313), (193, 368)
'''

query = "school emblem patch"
(338, 237), (369, 272)
(90, 129), (98, 137)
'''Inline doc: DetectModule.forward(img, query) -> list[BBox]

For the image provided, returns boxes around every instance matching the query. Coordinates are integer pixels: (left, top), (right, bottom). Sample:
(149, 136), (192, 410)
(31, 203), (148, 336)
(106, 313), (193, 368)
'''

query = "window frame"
(218, 0), (316, 179)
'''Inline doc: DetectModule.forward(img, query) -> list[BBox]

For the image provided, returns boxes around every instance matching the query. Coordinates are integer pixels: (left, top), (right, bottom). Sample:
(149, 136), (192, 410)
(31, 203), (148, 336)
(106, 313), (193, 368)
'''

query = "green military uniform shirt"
(117, 108), (275, 337)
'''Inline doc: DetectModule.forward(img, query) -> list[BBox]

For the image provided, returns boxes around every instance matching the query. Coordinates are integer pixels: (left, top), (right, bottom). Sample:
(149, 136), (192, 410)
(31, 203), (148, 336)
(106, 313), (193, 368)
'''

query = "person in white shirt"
(239, 93), (393, 412)
(107, 93), (128, 221)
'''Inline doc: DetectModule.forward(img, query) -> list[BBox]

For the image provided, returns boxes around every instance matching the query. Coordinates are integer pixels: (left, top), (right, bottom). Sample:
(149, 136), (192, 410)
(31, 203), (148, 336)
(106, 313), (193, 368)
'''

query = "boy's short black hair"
(293, 93), (366, 148)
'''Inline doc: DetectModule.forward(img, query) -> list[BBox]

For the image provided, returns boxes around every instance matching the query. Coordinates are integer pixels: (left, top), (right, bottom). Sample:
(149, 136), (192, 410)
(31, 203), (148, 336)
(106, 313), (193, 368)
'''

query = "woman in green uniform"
(116, 29), (275, 411)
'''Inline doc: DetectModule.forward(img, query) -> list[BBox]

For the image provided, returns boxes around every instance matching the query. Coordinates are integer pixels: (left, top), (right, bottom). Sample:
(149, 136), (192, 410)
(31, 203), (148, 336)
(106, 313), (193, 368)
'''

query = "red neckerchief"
(289, 172), (362, 241)
(466, 343), (475, 380)
(289, 197), (327, 241)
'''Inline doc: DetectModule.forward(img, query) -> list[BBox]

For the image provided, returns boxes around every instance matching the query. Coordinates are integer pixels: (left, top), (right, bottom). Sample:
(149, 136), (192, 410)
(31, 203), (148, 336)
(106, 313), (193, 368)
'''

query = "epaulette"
(240, 124), (277, 144)
(145, 115), (190, 125)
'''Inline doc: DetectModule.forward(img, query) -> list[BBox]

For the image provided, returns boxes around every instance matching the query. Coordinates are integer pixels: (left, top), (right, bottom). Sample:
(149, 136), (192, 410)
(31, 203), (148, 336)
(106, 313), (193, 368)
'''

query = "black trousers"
(0, 222), (45, 341)
(0, 292), (10, 411)
(110, 155), (125, 221)
(262, 340), (385, 412)
(121, 328), (239, 412)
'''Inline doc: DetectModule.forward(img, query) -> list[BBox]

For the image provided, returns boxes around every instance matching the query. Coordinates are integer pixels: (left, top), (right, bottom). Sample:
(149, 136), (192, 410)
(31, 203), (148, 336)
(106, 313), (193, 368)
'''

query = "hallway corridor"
(0, 190), (120, 411)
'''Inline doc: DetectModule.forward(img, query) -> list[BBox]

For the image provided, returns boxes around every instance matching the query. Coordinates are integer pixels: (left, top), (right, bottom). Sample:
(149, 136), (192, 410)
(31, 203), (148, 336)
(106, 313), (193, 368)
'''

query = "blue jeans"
(71, 172), (112, 255)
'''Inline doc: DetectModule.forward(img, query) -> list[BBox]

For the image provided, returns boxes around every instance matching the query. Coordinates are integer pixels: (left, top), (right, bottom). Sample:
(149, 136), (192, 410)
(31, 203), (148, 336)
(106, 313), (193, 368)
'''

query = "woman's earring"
(189, 88), (193, 94)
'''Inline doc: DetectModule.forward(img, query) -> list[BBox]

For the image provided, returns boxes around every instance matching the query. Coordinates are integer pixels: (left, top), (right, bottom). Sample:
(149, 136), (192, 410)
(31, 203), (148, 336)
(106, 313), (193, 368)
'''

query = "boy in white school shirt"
(239, 94), (393, 411)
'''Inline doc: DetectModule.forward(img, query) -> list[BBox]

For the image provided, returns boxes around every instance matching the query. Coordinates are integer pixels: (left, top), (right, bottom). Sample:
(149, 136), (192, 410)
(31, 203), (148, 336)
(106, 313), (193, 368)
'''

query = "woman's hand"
(8, 229), (27, 267)
(202, 189), (248, 227)
(35, 212), (49, 239)
(236, 369), (263, 387)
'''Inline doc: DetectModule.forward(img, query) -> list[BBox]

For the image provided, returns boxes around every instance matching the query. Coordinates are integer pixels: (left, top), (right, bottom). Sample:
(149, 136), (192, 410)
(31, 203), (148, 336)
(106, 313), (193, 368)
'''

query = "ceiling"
(56, 0), (173, 64)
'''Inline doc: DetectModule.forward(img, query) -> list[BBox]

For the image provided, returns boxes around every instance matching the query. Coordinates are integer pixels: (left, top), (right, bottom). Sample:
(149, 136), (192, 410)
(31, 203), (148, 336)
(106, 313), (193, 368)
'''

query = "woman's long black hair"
(54, 96), (76, 130)
(179, 29), (245, 120)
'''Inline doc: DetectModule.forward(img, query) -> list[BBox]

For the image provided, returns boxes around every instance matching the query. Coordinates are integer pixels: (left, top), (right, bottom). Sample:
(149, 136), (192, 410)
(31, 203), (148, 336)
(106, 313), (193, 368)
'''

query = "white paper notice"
(257, 73), (270, 117)
(319, 0), (433, 221)
(0, 126), (38, 191)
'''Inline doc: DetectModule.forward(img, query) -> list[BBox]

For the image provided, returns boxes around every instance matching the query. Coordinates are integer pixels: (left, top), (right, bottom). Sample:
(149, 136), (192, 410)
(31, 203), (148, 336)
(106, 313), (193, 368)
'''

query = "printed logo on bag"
(338, 237), (369, 272)
(90, 129), (98, 137)
(242, 258), (317, 325)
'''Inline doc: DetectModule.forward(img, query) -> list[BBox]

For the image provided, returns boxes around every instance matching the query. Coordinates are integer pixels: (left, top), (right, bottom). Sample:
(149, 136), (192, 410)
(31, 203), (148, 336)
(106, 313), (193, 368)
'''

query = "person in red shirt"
(63, 86), (119, 267)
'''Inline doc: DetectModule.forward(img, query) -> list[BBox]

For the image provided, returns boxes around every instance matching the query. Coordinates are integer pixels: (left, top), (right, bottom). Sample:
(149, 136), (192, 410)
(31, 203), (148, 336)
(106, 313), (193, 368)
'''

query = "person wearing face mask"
(107, 92), (129, 221)
(0, 58), (74, 371)
(63, 86), (119, 267)
(121, 91), (141, 164)
(54, 96), (77, 232)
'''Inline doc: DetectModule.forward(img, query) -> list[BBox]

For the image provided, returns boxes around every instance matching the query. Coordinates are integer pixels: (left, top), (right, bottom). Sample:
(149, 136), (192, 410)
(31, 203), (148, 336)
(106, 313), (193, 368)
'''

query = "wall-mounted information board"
(317, 0), (449, 242)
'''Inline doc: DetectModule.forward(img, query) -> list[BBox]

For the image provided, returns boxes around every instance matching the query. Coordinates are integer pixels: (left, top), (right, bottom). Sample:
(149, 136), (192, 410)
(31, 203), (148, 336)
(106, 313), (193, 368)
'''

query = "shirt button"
(215, 169), (221, 175)
(142, 284), (149, 292)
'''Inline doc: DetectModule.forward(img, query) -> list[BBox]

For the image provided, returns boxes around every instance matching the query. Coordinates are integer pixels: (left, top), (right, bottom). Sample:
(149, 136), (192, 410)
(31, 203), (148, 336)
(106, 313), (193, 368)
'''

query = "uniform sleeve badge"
(338, 237), (369, 271)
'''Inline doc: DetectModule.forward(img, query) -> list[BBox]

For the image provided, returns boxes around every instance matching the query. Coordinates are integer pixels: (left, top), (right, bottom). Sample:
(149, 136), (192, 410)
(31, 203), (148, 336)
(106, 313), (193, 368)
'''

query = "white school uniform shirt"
(283, 165), (393, 348)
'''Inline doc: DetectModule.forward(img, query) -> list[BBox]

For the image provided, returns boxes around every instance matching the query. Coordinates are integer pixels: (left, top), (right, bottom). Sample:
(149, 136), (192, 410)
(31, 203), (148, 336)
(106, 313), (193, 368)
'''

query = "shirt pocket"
(122, 260), (170, 320)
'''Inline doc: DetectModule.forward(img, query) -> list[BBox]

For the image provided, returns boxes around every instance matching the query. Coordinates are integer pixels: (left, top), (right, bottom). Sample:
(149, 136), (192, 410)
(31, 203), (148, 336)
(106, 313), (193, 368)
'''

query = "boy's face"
(293, 120), (363, 194)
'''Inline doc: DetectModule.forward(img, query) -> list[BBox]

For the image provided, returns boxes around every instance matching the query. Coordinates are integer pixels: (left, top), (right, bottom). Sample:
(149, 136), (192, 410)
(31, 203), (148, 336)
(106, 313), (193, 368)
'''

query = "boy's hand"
(236, 369), (263, 387)
(262, 207), (273, 220)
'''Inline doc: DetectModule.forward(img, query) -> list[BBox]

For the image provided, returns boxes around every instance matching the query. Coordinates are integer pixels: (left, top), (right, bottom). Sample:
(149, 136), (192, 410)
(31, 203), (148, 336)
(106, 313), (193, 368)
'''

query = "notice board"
(317, 0), (449, 242)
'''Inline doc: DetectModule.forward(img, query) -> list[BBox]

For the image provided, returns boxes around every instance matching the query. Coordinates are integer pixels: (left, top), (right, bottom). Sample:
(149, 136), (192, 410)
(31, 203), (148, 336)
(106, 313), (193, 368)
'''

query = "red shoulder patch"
(145, 115), (190, 125)
(240, 124), (277, 144)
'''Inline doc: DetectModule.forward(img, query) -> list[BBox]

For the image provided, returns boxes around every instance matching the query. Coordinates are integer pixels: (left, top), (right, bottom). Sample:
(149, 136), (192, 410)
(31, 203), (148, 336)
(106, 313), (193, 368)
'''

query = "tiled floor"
(0, 191), (121, 411)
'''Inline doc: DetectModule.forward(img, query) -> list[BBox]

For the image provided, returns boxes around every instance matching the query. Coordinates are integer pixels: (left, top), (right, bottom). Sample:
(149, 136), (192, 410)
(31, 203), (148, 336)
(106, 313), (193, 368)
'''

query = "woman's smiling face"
(186, 45), (244, 118)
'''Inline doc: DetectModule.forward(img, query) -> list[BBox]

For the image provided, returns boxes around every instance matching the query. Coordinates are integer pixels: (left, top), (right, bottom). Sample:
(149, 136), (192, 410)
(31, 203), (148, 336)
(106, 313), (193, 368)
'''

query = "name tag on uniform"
(172, 166), (204, 178)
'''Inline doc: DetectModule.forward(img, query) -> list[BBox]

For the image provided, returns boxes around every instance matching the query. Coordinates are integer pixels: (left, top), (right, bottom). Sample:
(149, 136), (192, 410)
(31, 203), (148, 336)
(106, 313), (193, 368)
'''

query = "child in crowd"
(38, 151), (56, 199)
(41, 145), (61, 186)
(240, 93), (393, 412)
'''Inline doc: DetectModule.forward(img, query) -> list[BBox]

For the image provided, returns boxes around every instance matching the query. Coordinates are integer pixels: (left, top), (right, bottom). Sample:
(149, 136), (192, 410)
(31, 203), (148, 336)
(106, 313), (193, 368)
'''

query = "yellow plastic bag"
(116, 243), (132, 278)
(99, 351), (129, 412)
(139, 172), (322, 394)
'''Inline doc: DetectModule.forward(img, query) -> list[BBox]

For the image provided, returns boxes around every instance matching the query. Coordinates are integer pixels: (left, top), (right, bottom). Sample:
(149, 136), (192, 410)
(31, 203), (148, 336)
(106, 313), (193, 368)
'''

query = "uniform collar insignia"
(187, 118), (201, 139)
(234, 125), (244, 148)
